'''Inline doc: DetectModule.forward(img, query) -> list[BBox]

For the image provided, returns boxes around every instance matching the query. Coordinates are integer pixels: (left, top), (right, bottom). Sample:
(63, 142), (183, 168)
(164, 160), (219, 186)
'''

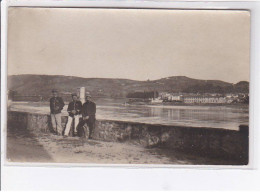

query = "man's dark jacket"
(50, 97), (65, 114)
(67, 100), (82, 117)
(82, 101), (96, 122)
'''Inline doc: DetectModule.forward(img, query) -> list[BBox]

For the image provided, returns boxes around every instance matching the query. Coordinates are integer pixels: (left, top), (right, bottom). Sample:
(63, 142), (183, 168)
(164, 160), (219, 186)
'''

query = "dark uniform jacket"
(50, 97), (65, 114)
(82, 101), (96, 122)
(67, 100), (82, 117)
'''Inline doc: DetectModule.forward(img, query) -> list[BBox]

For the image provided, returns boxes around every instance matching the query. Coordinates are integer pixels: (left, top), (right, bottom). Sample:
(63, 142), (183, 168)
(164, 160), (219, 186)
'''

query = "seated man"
(77, 92), (96, 139)
(64, 93), (82, 137)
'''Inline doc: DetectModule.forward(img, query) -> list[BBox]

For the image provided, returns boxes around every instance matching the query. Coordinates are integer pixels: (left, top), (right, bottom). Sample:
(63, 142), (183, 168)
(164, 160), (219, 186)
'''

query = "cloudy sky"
(8, 8), (250, 83)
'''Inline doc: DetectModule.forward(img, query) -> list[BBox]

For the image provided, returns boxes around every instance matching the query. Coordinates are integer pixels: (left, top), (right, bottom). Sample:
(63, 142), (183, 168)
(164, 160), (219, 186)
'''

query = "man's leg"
(64, 116), (73, 136)
(50, 114), (57, 133)
(55, 113), (63, 135)
(76, 119), (87, 137)
(74, 115), (79, 134)
(87, 120), (95, 139)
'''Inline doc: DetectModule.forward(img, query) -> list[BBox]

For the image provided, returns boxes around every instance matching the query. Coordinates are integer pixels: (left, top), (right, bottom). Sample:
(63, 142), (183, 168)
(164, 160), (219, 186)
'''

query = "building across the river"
(182, 96), (227, 104)
(160, 92), (228, 104)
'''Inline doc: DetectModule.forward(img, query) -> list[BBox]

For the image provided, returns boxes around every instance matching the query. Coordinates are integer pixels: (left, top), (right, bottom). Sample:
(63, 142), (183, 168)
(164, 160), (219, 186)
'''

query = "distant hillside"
(8, 74), (249, 98)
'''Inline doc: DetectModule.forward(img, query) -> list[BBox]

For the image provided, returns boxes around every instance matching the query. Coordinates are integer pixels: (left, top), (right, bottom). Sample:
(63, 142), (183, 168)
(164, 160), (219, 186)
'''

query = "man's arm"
(77, 101), (83, 114)
(93, 103), (96, 115)
(81, 103), (87, 118)
(60, 97), (65, 110)
(88, 103), (96, 116)
(67, 102), (72, 113)
(49, 98), (53, 112)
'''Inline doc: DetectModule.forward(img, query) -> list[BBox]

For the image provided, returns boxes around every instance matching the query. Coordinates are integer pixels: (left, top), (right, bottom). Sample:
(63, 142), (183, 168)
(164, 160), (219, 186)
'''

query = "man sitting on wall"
(50, 89), (65, 136)
(64, 93), (82, 137)
(77, 92), (96, 139)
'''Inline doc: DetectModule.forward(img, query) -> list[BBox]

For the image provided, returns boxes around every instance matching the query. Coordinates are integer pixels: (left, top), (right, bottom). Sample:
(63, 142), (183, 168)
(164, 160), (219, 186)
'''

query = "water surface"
(9, 98), (249, 130)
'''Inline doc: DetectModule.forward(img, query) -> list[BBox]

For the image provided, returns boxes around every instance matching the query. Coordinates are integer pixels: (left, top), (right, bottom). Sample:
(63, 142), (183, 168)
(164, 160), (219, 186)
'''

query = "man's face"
(52, 92), (58, 97)
(72, 95), (77, 101)
(86, 96), (91, 101)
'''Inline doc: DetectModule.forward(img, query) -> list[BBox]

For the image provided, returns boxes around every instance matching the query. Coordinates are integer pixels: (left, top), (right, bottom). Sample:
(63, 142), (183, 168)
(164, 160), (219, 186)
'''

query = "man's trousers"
(64, 115), (80, 136)
(51, 113), (62, 135)
(77, 117), (95, 138)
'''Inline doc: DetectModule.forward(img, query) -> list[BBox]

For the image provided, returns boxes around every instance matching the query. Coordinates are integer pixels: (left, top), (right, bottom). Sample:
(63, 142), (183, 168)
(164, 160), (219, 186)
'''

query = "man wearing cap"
(78, 92), (96, 139)
(64, 93), (82, 137)
(50, 89), (65, 135)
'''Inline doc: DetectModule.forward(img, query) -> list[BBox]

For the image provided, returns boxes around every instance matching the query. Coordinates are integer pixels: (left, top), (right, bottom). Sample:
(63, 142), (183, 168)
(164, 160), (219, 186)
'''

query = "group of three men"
(49, 89), (96, 139)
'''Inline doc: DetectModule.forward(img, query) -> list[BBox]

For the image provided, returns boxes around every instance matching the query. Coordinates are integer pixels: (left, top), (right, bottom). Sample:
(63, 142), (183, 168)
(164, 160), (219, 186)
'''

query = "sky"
(8, 8), (250, 83)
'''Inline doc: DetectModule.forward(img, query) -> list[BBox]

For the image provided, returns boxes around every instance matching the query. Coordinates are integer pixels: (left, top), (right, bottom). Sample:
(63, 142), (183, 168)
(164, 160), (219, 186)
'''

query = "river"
(9, 98), (249, 130)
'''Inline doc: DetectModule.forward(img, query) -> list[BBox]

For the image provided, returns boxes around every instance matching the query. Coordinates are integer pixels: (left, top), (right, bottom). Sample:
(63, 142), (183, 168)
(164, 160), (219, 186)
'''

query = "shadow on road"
(6, 128), (53, 163)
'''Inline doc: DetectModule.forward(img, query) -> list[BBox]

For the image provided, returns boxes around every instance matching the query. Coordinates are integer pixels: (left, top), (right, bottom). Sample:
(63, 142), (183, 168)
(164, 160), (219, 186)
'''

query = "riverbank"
(160, 102), (249, 107)
(7, 110), (249, 165)
(7, 127), (243, 165)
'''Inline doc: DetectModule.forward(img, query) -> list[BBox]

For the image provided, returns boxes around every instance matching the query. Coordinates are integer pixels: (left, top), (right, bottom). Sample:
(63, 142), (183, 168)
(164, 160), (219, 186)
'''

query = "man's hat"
(71, 93), (77, 97)
(85, 92), (91, 97)
(52, 89), (58, 93)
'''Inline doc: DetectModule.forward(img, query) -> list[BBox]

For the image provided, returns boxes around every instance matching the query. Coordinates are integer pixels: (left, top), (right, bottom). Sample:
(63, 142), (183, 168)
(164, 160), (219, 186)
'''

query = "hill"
(8, 74), (249, 98)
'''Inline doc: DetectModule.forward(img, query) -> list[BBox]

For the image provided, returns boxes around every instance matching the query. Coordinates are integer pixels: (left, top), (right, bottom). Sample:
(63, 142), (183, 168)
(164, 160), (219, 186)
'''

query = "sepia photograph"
(6, 7), (250, 166)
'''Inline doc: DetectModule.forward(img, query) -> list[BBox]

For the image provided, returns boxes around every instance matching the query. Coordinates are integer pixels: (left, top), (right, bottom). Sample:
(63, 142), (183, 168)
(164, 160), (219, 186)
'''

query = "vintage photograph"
(6, 7), (250, 165)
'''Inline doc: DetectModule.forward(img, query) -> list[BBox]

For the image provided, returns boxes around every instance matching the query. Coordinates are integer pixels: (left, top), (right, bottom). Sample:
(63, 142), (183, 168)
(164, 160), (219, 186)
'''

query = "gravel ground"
(6, 128), (239, 165)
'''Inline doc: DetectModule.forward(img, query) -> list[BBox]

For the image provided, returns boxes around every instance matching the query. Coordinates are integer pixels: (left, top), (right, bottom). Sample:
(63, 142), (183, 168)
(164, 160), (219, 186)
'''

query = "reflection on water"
(9, 98), (249, 130)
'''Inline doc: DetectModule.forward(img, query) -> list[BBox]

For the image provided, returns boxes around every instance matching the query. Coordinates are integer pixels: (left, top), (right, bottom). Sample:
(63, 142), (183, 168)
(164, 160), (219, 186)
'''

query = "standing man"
(64, 93), (82, 137)
(50, 89), (65, 135)
(78, 92), (96, 139)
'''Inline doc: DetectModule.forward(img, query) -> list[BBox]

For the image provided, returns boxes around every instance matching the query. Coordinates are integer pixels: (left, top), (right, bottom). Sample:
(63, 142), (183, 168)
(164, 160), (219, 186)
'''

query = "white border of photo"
(1, 0), (260, 190)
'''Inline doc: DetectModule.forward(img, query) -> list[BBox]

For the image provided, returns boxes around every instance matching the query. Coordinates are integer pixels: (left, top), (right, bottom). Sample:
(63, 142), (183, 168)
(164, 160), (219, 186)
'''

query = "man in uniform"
(78, 92), (96, 139)
(64, 93), (82, 137)
(49, 89), (65, 135)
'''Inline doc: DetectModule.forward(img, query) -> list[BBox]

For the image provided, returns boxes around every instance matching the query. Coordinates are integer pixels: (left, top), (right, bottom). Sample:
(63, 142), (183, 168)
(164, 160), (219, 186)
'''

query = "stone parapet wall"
(7, 111), (249, 164)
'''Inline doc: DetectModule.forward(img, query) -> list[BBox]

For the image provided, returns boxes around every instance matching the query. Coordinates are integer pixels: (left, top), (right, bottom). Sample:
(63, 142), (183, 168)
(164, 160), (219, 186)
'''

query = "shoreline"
(7, 110), (249, 165)
(7, 127), (243, 165)
(12, 98), (249, 107)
